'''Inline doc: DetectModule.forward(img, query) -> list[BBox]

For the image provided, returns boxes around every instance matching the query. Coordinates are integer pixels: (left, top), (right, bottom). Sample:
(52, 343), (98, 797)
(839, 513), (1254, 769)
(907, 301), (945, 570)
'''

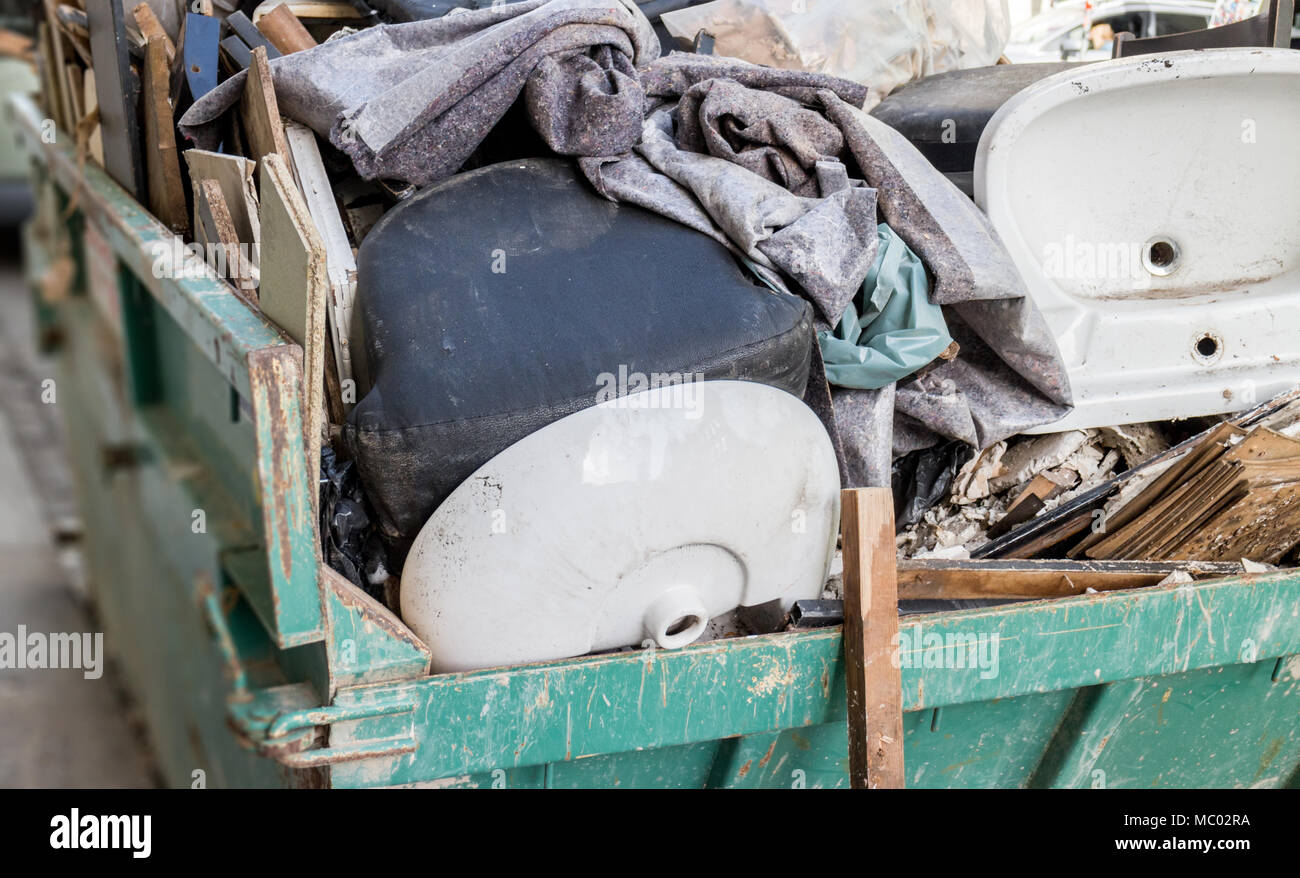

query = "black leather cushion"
(346, 158), (814, 562)
(871, 63), (1083, 175)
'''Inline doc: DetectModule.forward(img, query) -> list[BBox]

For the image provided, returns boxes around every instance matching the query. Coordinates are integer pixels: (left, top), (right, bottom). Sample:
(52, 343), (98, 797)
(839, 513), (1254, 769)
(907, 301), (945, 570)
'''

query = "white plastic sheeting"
(662, 0), (1012, 108)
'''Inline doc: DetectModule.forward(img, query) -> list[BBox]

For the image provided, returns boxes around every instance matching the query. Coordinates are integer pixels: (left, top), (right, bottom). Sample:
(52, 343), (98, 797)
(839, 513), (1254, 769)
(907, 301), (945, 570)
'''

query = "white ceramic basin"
(976, 49), (1300, 431)
(401, 381), (840, 673)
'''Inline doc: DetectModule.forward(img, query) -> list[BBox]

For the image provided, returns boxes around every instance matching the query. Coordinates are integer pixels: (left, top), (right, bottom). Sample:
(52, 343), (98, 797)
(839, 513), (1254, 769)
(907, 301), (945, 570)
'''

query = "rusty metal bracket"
(201, 575), (418, 768)
(222, 680), (419, 768)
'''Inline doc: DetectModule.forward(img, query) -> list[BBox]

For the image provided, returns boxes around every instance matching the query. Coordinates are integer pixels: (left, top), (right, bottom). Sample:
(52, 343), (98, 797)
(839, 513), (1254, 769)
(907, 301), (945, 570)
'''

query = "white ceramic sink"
(401, 381), (840, 673)
(976, 49), (1300, 431)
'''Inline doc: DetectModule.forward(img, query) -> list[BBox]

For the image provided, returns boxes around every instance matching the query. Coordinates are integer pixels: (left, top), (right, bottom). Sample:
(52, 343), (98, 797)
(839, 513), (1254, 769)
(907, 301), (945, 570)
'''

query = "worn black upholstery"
(346, 158), (815, 562)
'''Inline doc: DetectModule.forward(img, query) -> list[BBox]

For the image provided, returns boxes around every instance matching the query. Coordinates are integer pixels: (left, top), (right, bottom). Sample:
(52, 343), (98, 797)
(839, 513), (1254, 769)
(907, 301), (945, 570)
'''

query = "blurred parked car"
(1004, 0), (1217, 61)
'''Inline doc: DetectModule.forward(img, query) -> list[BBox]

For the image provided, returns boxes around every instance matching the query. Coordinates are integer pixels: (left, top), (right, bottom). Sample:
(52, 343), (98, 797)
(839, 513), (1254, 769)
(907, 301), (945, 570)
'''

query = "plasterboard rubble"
(899, 425), (1147, 559)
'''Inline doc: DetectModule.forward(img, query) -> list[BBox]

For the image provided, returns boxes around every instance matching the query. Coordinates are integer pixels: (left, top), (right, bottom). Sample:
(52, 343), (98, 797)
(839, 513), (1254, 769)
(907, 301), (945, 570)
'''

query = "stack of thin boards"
(34, 1), (363, 437)
(1071, 422), (1300, 564)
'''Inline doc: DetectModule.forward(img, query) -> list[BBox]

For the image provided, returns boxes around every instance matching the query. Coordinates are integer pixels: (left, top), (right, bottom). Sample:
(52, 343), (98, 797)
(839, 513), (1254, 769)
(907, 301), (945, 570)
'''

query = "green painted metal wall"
(17, 94), (1300, 789)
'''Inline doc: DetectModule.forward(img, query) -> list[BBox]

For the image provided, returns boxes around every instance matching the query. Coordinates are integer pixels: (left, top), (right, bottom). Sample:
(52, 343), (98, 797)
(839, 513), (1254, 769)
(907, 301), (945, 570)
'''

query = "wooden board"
(240, 46), (296, 178)
(285, 121), (356, 406)
(131, 2), (175, 65)
(258, 153), (328, 511)
(40, 0), (75, 133)
(139, 35), (189, 234)
(841, 487), (904, 789)
(183, 148), (260, 248)
(897, 558), (1243, 600)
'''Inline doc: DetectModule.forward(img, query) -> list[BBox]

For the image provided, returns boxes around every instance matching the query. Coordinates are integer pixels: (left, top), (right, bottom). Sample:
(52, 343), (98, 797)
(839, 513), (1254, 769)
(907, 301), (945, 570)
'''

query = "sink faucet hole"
(1143, 237), (1180, 276)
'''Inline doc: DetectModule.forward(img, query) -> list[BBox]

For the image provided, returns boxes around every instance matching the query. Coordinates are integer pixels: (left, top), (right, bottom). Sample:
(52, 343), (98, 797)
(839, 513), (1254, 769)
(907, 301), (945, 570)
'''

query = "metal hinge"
(199, 574), (418, 768)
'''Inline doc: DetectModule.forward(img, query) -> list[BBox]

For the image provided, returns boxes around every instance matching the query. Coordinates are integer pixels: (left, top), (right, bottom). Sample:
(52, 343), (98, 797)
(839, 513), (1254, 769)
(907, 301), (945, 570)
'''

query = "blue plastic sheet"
(819, 224), (952, 390)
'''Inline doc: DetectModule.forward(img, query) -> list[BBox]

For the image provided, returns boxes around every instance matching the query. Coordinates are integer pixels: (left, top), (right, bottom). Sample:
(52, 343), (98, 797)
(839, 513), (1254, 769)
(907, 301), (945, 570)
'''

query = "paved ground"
(0, 248), (157, 788)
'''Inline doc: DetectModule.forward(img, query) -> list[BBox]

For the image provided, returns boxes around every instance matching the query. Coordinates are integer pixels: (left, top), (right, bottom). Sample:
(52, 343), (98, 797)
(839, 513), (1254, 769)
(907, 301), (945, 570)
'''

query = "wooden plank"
(40, 0), (75, 133)
(259, 152), (328, 513)
(64, 63), (83, 123)
(140, 35), (189, 234)
(257, 3), (318, 54)
(285, 121), (356, 402)
(11, 93), (283, 401)
(252, 2), (366, 23)
(897, 558), (1242, 600)
(131, 2), (175, 66)
(240, 46), (296, 178)
(840, 487), (904, 789)
(86, 0), (145, 198)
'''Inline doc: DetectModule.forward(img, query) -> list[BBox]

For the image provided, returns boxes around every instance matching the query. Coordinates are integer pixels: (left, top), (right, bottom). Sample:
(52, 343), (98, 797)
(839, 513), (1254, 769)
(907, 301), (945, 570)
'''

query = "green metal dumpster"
(12, 93), (1300, 789)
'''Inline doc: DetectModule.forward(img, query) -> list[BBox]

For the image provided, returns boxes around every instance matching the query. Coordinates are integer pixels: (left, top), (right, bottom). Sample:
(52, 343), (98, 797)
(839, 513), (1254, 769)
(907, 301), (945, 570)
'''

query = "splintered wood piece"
(257, 4), (317, 54)
(140, 35), (188, 234)
(82, 69), (103, 164)
(285, 121), (357, 403)
(259, 153), (328, 510)
(240, 46), (296, 178)
(131, 2), (175, 65)
(196, 178), (258, 294)
(841, 487), (904, 790)
(195, 179), (256, 294)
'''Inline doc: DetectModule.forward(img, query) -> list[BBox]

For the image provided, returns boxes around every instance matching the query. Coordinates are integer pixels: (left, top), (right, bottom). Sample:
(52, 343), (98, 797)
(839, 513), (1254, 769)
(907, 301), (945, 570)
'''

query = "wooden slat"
(897, 558), (1243, 600)
(285, 121), (357, 402)
(11, 94), (283, 400)
(841, 487), (904, 789)
(240, 45), (296, 178)
(140, 35), (189, 234)
(131, 2), (175, 65)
